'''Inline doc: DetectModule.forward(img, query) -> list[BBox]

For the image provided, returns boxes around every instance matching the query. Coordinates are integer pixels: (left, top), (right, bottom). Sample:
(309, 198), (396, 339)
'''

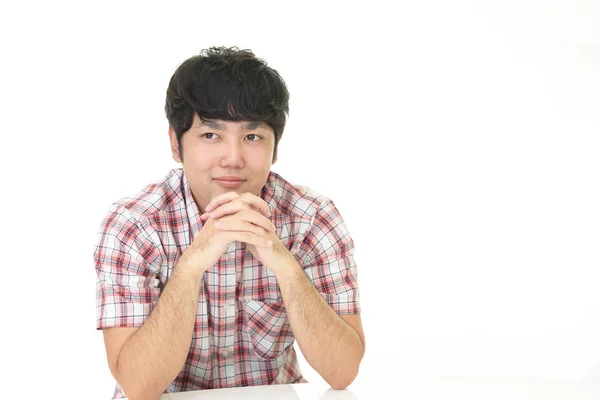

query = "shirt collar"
(181, 171), (203, 239)
(261, 171), (278, 216)
(181, 169), (280, 234)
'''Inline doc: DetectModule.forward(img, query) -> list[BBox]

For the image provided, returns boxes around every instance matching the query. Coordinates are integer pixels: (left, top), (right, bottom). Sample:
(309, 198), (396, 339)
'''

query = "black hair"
(165, 46), (289, 161)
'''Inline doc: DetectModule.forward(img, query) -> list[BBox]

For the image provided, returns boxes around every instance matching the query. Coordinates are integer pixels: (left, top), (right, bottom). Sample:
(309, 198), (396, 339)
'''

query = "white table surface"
(126, 378), (600, 400)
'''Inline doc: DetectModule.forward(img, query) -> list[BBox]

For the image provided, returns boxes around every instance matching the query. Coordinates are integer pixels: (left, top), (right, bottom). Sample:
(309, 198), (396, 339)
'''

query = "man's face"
(169, 114), (277, 213)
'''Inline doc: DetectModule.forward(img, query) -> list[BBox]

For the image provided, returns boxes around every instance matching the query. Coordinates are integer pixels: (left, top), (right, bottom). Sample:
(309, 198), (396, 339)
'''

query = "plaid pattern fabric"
(94, 168), (361, 399)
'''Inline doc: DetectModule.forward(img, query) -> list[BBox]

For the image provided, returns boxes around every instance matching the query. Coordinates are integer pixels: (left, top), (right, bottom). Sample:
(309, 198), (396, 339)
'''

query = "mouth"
(213, 177), (246, 188)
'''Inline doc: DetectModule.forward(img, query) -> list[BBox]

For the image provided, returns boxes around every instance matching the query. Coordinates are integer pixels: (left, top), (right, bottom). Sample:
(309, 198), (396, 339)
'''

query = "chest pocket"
(238, 260), (295, 359)
(242, 299), (295, 360)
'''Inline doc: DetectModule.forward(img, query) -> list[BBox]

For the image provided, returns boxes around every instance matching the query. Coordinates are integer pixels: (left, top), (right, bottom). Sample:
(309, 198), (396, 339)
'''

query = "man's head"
(164, 47), (289, 212)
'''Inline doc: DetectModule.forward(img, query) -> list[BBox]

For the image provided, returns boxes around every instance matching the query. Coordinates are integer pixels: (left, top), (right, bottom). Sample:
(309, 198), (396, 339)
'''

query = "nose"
(220, 140), (244, 168)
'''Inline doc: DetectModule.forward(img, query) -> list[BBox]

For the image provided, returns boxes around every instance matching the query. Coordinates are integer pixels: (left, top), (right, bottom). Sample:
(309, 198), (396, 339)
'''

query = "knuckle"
(215, 221), (225, 230)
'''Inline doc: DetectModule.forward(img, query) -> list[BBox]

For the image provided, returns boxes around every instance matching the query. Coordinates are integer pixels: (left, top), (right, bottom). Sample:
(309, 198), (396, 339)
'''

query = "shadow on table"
(160, 384), (303, 399)
(318, 387), (358, 400)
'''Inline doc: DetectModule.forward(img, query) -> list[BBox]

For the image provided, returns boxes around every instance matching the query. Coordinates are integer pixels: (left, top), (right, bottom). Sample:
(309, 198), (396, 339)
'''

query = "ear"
(272, 136), (280, 164)
(169, 127), (182, 163)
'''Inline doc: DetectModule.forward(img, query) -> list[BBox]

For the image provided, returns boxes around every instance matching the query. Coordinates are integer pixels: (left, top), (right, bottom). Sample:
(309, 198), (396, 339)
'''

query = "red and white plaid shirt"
(94, 168), (361, 399)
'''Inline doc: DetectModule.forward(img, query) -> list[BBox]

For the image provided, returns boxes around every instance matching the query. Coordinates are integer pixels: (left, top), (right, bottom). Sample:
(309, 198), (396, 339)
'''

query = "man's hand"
(178, 196), (274, 275)
(201, 191), (272, 220)
(200, 192), (293, 273)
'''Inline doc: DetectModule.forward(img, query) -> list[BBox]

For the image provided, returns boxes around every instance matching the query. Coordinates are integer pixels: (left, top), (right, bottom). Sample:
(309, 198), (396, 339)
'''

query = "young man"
(94, 47), (365, 400)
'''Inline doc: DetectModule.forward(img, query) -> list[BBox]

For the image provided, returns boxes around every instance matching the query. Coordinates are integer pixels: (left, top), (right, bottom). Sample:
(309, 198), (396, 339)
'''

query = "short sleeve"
(294, 199), (361, 315)
(94, 205), (162, 330)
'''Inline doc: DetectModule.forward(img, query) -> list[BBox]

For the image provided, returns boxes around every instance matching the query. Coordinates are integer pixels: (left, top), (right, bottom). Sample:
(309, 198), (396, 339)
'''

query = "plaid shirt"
(94, 168), (361, 399)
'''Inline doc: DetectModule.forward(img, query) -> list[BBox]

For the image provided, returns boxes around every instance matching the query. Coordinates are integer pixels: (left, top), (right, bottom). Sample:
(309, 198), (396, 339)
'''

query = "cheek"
(183, 146), (215, 169)
(248, 159), (272, 174)
(250, 147), (274, 167)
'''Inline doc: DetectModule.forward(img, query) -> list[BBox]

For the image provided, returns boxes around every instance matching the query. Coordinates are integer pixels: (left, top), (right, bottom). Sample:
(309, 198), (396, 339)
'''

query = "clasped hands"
(179, 191), (292, 275)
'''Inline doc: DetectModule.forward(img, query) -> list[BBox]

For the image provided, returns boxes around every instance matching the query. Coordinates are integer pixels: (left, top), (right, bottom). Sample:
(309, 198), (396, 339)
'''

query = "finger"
(204, 191), (240, 213)
(212, 210), (276, 232)
(203, 197), (272, 221)
(215, 218), (269, 237)
(203, 199), (251, 220)
(224, 231), (272, 247)
(214, 210), (276, 233)
(240, 193), (271, 218)
(238, 193), (272, 218)
(238, 209), (276, 232)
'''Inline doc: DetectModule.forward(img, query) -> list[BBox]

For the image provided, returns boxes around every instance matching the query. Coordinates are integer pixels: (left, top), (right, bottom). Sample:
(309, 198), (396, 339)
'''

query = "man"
(94, 46), (365, 400)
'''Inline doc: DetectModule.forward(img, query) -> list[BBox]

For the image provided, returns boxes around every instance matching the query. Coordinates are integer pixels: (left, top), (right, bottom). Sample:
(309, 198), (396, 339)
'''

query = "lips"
(214, 177), (245, 182)
(213, 176), (246, 188)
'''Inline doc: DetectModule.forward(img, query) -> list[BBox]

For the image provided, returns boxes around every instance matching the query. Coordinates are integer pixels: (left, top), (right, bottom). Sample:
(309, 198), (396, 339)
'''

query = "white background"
(0, 0), (599, 398)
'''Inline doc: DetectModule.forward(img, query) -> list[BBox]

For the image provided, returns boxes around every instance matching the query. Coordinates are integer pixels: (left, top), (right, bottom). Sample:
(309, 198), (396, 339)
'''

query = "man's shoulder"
(267, 171), (331, 220)
(111, 168), (185, 222)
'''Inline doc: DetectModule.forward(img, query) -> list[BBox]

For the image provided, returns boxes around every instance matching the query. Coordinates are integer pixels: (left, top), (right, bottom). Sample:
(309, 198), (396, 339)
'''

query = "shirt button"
(223, 350), (229, 356)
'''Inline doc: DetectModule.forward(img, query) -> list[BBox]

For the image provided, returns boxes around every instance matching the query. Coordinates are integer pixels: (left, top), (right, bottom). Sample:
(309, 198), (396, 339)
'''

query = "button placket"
(224, 241), (236, 262)
(220, 242), (238, 384)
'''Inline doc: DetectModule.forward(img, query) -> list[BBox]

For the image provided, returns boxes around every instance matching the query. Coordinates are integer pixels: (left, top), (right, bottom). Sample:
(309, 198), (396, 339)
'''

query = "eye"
(202, 133), (218, 140)
(245, 134), (262, 141)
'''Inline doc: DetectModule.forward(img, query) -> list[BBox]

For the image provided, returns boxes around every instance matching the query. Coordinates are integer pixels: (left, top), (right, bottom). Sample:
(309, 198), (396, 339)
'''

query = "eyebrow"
(199, 120), (224, 130)
(241, 121), (267, 131)
(198, 120), (268, 131)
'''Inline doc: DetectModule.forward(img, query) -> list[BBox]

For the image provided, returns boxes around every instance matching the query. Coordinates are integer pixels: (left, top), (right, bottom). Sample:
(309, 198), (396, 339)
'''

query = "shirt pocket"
(241, 299), (295, 360)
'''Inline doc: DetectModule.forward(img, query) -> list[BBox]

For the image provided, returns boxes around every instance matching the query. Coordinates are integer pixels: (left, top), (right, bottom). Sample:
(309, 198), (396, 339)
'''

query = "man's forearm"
(275, 258), (364, 389)
(117, 263), (203, 400)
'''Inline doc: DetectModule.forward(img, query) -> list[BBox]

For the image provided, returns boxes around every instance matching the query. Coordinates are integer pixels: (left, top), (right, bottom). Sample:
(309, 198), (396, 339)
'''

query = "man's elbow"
(121, 385), (162, 400)
(117, 374), (163, 400)
(115, 363), (164, 400)
(328, 366), (359, 390)
(330, 343), (365, 390)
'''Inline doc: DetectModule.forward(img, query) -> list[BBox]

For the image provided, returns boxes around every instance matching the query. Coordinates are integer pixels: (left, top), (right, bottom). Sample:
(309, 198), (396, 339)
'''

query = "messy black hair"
(165, 46), (289, 161)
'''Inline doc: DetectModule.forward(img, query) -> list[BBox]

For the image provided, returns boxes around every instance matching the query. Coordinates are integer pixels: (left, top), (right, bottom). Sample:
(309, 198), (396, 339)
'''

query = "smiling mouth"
(213, 178), (246, 187)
